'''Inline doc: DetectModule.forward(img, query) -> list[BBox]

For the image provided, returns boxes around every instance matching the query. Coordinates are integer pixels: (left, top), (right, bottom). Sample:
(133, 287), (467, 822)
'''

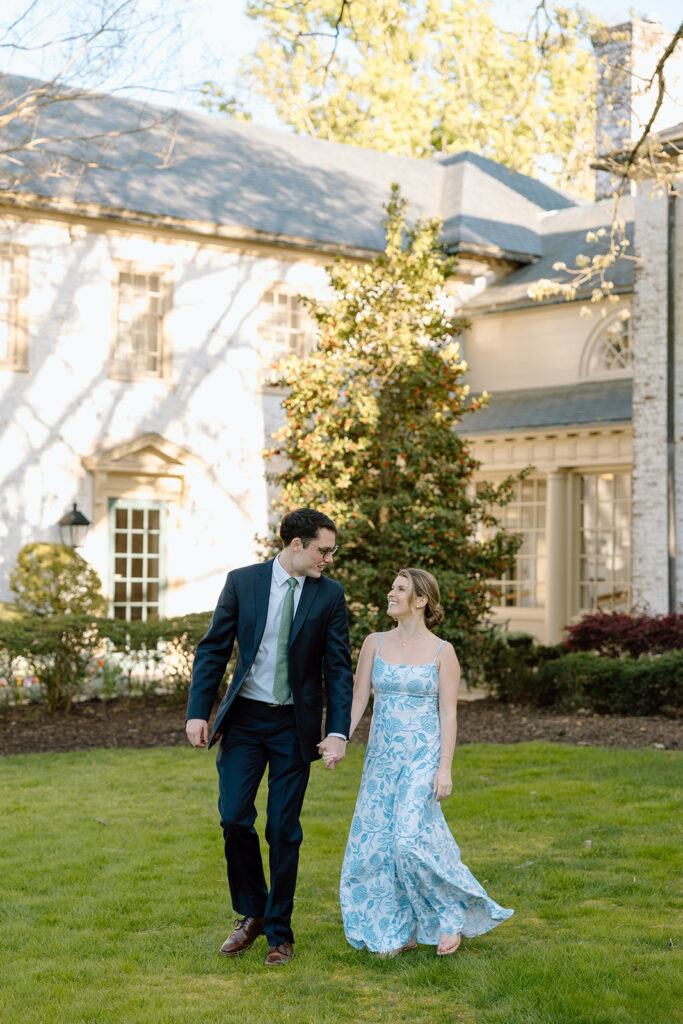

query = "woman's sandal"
(436, 932), (461, 956)
(374, 934), (418, 959)
(395, 936), (418, 955)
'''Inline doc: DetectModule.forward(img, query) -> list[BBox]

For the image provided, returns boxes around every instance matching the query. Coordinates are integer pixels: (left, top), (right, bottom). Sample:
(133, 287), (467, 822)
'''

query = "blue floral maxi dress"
(340, 636), (513, 953)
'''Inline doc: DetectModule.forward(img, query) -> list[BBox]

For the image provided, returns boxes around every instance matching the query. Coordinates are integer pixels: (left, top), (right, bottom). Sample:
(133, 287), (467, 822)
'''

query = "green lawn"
(1, 742), (680, 1024)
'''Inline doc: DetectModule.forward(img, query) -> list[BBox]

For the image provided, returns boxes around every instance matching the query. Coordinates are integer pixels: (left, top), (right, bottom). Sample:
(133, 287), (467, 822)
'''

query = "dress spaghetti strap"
(375, 632), (384, 656)
(432, 640), (446, 663)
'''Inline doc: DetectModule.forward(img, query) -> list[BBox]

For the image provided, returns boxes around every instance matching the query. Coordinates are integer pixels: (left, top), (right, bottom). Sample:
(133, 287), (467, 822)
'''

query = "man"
(185, 508), (353, 966)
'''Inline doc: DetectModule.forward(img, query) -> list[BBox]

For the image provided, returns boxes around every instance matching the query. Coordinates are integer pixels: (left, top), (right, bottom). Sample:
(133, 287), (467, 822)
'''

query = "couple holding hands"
(186, 508), (512, 966)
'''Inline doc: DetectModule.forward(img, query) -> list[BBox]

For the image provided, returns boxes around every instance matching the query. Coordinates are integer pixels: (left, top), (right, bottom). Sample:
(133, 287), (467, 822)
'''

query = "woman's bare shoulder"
(436, 639), (459, 662)
(361, 631), (382, 651)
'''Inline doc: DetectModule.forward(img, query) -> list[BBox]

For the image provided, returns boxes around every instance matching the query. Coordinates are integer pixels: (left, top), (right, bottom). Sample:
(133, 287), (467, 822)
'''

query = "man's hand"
(186, 718), (209, 748)
(317, 735), (347, 770)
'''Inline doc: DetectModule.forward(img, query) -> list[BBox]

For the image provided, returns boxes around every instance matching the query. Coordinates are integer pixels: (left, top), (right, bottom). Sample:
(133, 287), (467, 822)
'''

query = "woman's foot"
(396, 936), (417, 954)
(436, 932), (461, 955)
(374, 934), (417, 958)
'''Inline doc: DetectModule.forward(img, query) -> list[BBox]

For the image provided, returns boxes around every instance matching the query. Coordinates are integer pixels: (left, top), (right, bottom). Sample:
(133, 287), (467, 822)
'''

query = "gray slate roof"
(2, 73), (572, 259)
(440, 151), (573, 260)
(459, 379), (633, 433)
(2, 75), (634, 303)
(0, 76), (431, 251)
(462, 198), (635, 311)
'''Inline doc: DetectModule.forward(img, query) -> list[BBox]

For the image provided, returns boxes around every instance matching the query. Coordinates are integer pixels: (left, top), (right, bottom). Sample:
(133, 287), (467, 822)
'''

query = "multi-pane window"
(258, 286), (314, 383)
(480, 478), (547, 608)
(110, 500), (166, 620)
(111, 266), (170, 379)
(582, 313), (633, 377)
(0, 247), (28, 370)
(579, 472), (631, 610)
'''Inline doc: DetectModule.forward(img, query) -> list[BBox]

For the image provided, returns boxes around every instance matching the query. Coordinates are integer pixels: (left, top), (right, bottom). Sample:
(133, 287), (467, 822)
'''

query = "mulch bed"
(0, 695), (679, 756)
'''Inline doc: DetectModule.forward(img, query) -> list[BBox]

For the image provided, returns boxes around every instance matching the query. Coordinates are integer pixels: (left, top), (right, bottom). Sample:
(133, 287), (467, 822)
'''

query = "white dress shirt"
(239, 555), (302, 705)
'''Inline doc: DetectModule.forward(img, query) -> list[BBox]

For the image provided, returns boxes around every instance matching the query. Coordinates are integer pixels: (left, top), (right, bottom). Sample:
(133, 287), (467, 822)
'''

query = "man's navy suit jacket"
(186, 559), (354, 761)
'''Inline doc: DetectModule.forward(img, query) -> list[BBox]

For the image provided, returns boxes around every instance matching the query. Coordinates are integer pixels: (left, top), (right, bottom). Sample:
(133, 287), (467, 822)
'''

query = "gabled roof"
(1, 73), (574, 260)
(439, 151), (573, 261)
(82, 433), (205, 474)
(462, 198), (635, 312)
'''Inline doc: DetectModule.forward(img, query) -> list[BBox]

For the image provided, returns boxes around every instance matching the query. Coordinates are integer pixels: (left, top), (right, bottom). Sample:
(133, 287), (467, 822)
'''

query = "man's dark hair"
(280, 508), (336, 547)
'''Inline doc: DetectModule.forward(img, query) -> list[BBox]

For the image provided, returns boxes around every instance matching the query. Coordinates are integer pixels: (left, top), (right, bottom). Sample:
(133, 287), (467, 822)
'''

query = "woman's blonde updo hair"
(397, 567), (444, 631)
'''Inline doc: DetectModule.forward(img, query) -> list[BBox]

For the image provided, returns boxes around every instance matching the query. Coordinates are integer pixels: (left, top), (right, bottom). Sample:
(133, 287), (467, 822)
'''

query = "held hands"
(433, 762), (453, 802)
(186, 718), (209, 748)
(317, 735), (347, 770)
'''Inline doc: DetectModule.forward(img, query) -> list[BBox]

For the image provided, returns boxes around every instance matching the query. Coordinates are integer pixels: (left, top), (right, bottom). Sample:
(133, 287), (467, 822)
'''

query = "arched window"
(580, 312), (633, 379)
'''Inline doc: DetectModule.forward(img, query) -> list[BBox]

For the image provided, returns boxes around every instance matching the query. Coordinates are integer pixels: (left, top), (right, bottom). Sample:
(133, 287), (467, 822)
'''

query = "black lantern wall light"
(58, 503), (91, 548)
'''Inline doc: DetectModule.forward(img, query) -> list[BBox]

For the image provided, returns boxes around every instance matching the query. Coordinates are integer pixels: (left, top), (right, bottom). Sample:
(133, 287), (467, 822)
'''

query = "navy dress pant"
(216, 696), (311, 946)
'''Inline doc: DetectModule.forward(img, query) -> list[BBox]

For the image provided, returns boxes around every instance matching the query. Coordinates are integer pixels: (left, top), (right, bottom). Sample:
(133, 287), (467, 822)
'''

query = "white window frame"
(577, 470), (631, 612)
(109, 498), (167, 621)
(110, 261), (173, 381)
(478, 477), (547, 610)
(580, 311), (633, 380)
(258, 284), (314, 385)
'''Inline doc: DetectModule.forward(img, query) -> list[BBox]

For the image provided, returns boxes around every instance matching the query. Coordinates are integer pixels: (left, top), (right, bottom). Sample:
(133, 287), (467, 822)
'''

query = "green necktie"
(273, 577), (298, 704)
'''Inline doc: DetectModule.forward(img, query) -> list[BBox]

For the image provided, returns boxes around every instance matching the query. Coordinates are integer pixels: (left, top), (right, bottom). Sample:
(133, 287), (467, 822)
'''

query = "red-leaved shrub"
(565, 611), (683, 658)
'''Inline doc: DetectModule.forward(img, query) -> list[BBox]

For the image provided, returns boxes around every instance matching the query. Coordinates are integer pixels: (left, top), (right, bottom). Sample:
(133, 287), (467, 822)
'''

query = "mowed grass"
(1, 741), (680, 1024)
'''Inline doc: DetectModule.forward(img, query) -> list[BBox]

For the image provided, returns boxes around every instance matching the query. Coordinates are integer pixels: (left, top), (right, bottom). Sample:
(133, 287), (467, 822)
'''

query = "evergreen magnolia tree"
(265, 187), (522, 670)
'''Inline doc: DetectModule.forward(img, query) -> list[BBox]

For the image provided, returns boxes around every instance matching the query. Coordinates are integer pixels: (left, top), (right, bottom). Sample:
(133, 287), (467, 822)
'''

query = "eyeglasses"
(313, 544), (338, 559)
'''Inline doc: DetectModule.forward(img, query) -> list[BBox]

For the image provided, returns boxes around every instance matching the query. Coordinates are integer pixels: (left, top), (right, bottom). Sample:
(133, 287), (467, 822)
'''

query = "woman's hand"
(433, 765), (452, 802)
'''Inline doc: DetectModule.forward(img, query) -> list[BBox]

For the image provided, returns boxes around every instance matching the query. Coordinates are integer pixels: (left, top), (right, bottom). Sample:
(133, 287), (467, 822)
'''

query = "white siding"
(0, 214), (328, 611)
(464, 300), (631, 394)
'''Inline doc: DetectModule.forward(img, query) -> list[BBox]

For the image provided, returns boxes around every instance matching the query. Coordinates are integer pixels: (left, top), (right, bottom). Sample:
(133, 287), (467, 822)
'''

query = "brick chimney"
(592, 15), (683, 199)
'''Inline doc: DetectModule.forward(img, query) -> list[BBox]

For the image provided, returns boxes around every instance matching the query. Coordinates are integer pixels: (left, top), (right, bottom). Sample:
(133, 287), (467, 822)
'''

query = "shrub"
(99, 613), (214, 699)
(0, 615), (101, 712)
(0, 601), (23, 622)
(0, 612), (215, 712)
(10, 543), (107, 616)
(565, 611), (683, 658)
(482, 632), (564, 703)
(535, 651), (683, 715)
(483, 630), (682, 714)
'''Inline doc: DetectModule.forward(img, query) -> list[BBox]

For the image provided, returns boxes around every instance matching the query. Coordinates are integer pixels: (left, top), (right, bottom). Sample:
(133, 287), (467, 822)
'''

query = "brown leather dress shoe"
(264, 941), (294, 965)
(219, 916), (265, 956)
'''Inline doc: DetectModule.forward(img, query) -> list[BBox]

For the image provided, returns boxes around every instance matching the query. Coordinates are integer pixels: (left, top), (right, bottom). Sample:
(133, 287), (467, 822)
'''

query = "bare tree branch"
(530, 16), (682, 311)
(0, 0), (183, 198)
(616, 21), (683, 190)
(293, 0), (352, 83)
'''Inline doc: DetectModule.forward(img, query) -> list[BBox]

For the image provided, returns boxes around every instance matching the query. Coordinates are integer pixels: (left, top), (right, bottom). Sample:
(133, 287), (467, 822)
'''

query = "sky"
(2, 0), (682, 119)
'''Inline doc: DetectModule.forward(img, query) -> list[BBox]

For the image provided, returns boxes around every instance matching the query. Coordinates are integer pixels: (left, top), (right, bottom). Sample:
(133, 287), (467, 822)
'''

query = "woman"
(338, 567), (513, 956)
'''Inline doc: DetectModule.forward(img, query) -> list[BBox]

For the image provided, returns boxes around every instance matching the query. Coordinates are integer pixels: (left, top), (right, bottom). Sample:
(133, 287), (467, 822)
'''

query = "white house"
(1, 17), (681, 640)
(458, 16), (683, 641)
